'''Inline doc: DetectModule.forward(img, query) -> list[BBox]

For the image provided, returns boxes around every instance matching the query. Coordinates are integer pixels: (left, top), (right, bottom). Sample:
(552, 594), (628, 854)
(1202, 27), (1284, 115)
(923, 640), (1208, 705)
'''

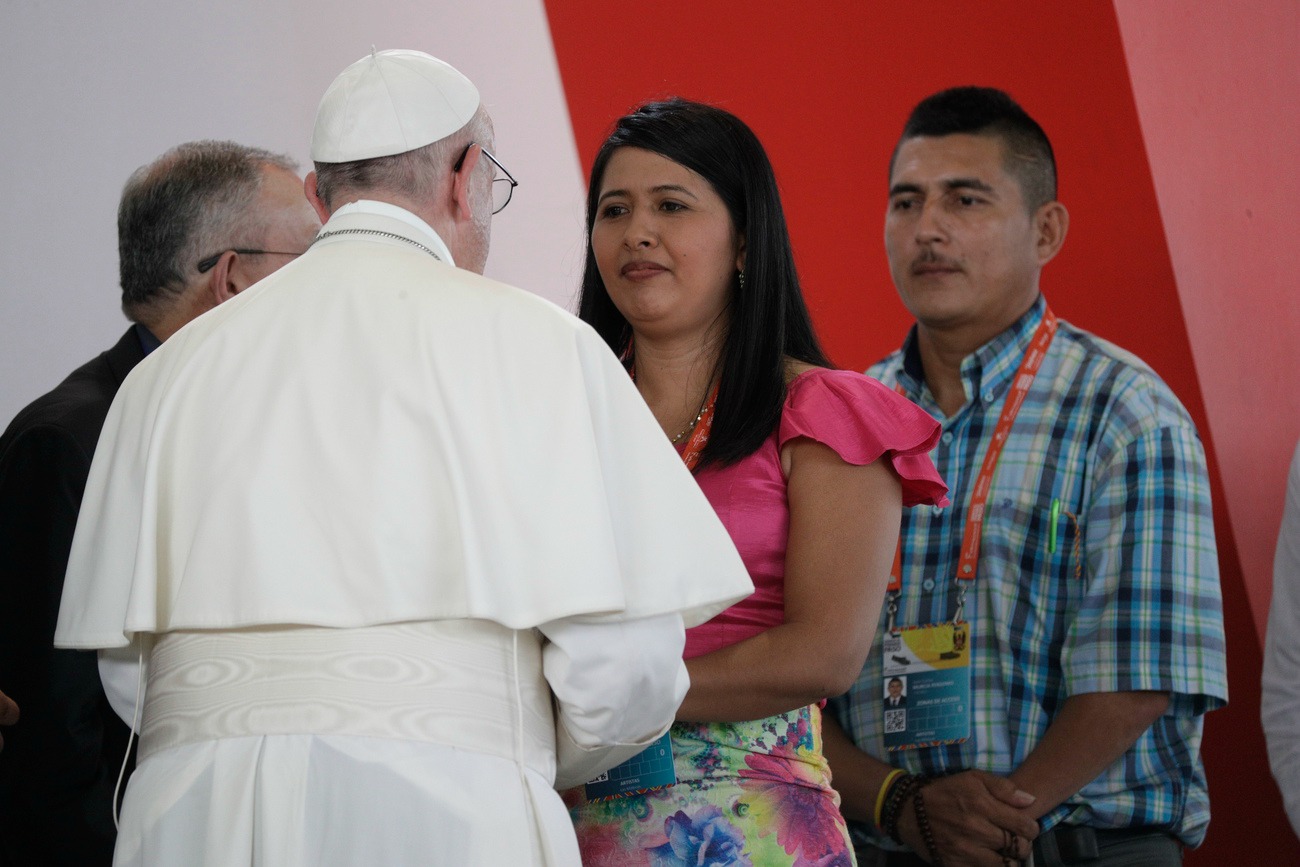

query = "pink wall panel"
(1116, 2), (1300, 853)
(1115, 0), (1300, 637)
(545, 0), (1296, 859)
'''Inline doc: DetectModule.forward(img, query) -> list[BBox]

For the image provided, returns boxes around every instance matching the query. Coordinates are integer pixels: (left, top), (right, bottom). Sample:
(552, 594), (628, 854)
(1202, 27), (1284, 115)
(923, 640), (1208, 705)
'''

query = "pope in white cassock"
(54, 49), (753, 866)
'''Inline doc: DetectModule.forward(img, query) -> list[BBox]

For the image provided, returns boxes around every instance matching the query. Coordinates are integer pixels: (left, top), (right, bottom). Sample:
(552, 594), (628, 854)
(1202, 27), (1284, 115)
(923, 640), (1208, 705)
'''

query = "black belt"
(1033, 825), (1180, 865)
(875, 826), (1177, 867)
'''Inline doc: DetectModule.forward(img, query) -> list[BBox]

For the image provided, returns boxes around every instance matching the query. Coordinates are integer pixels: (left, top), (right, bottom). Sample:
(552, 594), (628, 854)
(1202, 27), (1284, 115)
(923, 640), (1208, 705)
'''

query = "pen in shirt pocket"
(1048, 497), (1061, 554)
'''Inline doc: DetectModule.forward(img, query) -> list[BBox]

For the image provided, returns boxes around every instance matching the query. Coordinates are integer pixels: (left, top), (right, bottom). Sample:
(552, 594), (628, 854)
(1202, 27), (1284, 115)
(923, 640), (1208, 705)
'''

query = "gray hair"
(312, 106), (492, 210)
(118, 140), (297, 321)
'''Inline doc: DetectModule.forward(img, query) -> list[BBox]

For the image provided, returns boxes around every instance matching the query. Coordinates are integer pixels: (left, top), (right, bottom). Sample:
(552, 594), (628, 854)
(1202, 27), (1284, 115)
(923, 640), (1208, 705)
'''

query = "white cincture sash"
(139, 620), (556, 779)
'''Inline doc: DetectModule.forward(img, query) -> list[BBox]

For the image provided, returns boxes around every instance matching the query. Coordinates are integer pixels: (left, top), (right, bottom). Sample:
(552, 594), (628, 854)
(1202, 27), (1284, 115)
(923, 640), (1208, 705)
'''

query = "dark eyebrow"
(597, 183), (699, 206)
(888, 178), (997, 198)
(942, 177), (996, 194)
(650, 183), (698, 199)
(596, 188), (627, 206)
(888, 182), (924, 198)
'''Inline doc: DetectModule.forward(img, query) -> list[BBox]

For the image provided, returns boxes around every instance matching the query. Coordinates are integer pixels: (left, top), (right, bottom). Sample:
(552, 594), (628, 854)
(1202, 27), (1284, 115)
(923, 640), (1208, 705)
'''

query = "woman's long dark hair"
(577, 98), (830, 468)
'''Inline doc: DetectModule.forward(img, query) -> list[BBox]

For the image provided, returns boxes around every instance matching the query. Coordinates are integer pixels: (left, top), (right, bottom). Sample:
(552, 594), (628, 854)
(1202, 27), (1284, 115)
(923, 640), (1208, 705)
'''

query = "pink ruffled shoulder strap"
(778, 368), (949, 507)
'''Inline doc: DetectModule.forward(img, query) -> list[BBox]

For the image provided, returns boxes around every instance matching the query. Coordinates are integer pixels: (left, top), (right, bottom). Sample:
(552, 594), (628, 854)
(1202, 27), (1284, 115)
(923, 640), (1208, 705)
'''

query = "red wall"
(544, 0), (1297, 860)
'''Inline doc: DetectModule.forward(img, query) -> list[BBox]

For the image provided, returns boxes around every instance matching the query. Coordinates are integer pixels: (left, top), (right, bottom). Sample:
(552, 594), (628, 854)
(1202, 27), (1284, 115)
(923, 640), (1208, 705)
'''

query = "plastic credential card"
(881, 620), (971, 751)
(583, 732), (676, 801)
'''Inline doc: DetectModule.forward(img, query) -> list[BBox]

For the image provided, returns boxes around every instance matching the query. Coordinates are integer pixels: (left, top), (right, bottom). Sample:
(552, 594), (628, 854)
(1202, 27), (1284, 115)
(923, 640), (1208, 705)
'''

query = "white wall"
(0, 0), (587, 424)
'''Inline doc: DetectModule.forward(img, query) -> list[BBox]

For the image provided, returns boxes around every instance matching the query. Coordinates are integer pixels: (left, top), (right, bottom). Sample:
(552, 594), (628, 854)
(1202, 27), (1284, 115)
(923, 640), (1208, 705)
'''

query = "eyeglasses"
(452, 144), (518, 214)
(195, 248), (303, 274)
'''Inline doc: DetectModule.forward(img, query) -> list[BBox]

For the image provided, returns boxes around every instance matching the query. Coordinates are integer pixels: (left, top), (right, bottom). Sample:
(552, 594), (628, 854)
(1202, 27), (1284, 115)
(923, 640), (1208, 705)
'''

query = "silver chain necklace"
(310, 228), (442, 261)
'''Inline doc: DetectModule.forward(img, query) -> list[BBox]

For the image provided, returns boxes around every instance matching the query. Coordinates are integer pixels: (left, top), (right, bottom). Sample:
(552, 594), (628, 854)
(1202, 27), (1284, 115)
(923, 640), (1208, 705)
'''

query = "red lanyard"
(887, 307), (1059, 595)
(678, 383), (719, 472)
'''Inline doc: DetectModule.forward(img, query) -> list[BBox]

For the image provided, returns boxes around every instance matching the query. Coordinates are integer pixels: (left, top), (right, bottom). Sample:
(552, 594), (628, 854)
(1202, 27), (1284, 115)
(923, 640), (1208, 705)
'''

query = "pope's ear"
(305, 172), (331, 224)
(449, 144), (481, 223)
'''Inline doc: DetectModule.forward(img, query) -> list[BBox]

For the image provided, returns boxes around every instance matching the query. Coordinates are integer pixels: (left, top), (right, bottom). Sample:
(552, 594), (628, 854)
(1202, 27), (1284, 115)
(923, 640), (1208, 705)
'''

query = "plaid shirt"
(829, 296), (1228, 847)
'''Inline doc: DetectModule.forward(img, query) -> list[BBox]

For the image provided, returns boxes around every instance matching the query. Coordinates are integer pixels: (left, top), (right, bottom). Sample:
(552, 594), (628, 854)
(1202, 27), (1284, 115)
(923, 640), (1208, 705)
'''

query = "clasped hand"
(896, 770), (1038, 866)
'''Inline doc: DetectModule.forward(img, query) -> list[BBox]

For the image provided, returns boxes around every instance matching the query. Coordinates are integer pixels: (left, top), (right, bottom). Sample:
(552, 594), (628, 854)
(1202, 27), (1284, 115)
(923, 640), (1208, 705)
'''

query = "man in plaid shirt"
(825, 87), (1227, 867)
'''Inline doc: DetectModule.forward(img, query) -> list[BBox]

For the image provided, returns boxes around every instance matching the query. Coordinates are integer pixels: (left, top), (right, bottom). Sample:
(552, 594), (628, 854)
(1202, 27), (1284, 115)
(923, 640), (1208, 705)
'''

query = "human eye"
(659, 199), (688, 213)
(598, 203), (628, 219)
(952, 191), (985, 208)
(889, 195), (918, 212)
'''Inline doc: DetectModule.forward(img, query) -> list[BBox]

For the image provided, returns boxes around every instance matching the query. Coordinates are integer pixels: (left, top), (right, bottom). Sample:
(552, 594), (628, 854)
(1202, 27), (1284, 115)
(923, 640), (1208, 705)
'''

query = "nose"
(622, 207), (657, 250)
(914, 200), (947, 245)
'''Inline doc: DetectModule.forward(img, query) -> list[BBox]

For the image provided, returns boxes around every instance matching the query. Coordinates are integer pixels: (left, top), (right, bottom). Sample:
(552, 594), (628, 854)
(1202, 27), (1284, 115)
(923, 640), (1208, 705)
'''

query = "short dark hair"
(577, 98), (830, 468)
(891, 86), (1057, 211)
(118, 141), (297, 321)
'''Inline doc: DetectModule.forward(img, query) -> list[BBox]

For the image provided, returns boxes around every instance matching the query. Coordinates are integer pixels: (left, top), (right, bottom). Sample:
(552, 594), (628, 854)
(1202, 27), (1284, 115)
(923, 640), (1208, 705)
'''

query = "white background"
(0, 0), (588, 423)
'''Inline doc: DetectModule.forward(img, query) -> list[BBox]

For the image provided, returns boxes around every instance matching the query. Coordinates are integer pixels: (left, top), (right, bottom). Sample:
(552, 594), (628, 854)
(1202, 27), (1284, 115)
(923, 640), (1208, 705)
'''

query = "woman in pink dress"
(564, 98), (947, 866)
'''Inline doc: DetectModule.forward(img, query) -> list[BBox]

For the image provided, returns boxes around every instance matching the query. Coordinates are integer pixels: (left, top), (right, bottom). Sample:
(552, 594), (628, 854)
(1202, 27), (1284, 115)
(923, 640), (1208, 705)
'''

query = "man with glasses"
(0, 140), (318, 866)
(52, 49), (751, 865)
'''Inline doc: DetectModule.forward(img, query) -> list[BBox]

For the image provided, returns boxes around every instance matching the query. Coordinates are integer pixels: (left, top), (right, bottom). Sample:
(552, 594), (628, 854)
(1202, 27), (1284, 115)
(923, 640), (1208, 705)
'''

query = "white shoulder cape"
(55, 210), (752, 648)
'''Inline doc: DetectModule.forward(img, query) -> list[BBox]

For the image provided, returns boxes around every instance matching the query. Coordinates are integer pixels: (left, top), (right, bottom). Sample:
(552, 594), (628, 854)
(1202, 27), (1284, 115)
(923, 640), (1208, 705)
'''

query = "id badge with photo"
(881, 620), (972, 751)
(583, 731), (676, 801)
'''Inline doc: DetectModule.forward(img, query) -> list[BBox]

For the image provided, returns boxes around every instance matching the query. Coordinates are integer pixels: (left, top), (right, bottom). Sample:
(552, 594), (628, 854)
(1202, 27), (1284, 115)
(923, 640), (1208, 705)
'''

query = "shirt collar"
(323, 200), (456, 267)
(898, 294), (1047, 409)
(134, 322), (162, 356)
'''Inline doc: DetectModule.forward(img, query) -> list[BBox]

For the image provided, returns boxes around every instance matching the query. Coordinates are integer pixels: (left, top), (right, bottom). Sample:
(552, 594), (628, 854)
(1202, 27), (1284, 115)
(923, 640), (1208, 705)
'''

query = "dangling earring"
(737, 270), (745, 290)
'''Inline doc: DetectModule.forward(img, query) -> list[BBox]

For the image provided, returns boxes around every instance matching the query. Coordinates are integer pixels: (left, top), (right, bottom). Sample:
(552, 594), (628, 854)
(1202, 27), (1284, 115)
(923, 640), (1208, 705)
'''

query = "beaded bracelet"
(912, 783), (943, 866)
(880, 773), (926, 844)
(873, 769), (906, 829)
(878, 773), (910, 839)
(881, 775), (918, 842)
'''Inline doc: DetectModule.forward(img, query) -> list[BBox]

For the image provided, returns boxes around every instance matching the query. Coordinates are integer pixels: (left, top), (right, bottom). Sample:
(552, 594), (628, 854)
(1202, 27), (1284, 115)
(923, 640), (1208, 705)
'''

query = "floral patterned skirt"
(563, 704), (856, 866)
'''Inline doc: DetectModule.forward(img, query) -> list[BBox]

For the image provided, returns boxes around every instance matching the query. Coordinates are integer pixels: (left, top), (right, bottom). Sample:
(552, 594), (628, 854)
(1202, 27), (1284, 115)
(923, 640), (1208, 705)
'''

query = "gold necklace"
(670, 390), (712, 444)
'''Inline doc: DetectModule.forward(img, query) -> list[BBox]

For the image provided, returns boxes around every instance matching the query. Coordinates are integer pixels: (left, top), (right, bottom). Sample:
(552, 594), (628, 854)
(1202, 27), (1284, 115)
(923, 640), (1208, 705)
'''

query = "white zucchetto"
(311, 49), (480, 162)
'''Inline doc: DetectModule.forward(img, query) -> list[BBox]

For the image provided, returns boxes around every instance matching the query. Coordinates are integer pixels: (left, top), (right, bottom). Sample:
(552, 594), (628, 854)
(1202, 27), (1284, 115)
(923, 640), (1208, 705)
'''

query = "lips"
(620, 260), (668, 279)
